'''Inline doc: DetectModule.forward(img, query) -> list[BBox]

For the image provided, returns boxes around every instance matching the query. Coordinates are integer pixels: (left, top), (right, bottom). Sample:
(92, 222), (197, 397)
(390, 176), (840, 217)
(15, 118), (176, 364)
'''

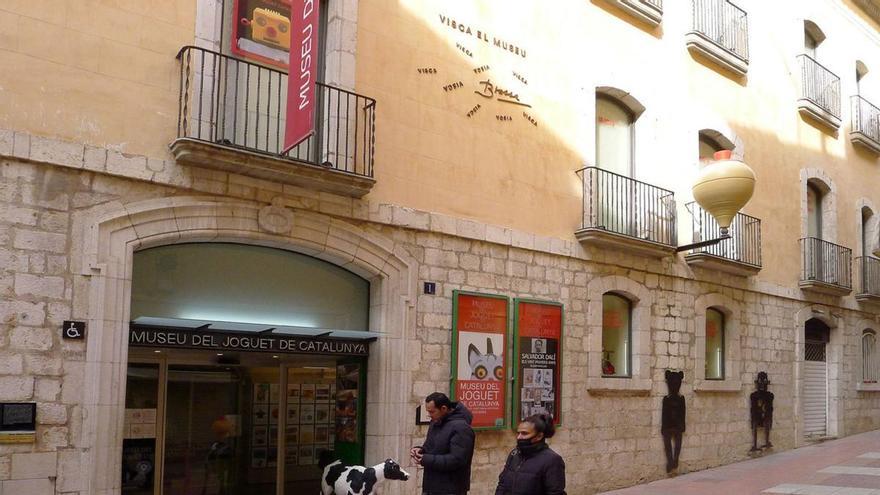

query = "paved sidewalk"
(600, 429), (880, 495)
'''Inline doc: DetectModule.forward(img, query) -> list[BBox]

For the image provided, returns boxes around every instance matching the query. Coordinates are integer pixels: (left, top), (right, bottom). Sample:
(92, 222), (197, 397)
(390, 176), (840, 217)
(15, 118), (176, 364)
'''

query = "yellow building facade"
(0, 0), (879, 493)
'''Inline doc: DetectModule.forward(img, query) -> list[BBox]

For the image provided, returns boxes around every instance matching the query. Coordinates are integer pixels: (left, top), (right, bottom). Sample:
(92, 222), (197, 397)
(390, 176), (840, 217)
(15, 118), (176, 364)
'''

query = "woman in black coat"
(495, 413), (566, 495)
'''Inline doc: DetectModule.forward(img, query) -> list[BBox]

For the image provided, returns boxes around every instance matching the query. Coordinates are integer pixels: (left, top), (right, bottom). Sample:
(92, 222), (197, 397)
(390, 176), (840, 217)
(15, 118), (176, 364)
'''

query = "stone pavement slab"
(600, 430), (880, 495)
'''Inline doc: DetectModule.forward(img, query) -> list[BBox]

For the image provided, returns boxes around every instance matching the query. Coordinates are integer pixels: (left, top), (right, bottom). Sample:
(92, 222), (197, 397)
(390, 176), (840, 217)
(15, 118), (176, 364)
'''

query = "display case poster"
(231, 0), (292, 68)
(514, 299), (563, 426)
(121, 438), (155, 491)
(335, 363), (360, 443)
(451, 291), (509, 430)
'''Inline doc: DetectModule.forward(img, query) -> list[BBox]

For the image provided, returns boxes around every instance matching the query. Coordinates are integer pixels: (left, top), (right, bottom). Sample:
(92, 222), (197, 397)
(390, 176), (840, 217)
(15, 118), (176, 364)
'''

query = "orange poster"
(452, 292), (508, 430)
(515, 300), (563, 425)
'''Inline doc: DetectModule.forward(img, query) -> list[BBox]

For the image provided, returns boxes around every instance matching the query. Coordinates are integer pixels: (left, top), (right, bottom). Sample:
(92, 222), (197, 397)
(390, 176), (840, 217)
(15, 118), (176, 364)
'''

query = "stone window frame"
(800, 169), (838, 242)
(587, 275), (653, 392)
(858, 326), (880, 391)
(857, 198), (879, 257)
(693, 293), (742, 392)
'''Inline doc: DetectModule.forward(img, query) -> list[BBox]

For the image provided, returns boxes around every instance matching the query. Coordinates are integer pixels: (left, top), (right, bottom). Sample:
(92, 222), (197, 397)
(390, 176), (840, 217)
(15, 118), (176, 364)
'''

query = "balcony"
(850, 95), (880, 153)
(797, 54), (841, 131)
(684, 202), (761, 276)
(686, 0), (749, 77)
(605, 0), (663, 27)
(576, 167), (677, 257)
(855, 256), (880, 302)
(853, 0), (880, 25)
(799, 237), (852, 296)
(172, 46), (376, 198)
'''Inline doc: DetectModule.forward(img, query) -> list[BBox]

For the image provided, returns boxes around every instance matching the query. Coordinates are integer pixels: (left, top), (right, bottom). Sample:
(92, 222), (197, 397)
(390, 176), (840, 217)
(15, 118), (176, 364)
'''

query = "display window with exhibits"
(231, 0), (294, 68)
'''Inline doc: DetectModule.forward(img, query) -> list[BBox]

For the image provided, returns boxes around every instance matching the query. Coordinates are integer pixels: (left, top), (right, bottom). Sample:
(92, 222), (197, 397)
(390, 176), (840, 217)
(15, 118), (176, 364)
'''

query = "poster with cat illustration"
(452, 291), (509, 430)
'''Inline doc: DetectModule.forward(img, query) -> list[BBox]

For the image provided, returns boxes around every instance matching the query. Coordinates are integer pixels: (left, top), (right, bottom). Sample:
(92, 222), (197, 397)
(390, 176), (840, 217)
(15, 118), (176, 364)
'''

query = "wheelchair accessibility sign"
(62, 321), (86, 340)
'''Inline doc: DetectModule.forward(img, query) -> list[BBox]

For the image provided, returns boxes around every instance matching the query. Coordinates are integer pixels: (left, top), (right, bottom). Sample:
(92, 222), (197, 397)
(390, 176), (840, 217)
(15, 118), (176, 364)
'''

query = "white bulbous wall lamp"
(676, 150), (757, 252)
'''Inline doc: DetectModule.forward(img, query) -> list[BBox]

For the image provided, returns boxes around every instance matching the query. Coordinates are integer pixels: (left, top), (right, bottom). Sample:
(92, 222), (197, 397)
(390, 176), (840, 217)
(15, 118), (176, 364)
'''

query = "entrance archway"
(73, 197), (417, 494)
(125, 243), (374, 493)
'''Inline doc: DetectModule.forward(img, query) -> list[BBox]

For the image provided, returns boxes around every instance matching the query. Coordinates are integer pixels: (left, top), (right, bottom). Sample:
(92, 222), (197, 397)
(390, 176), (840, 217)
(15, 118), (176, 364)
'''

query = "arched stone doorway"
(72, 197), (417, 494)
(793, 306), (843, 446)
(803, 318), (830, 438)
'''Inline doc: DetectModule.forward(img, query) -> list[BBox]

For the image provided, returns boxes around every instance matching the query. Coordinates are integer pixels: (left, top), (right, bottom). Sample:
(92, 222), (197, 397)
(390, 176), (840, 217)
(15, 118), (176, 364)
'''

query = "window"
(699, 134), (724, 163)
(807, 182), (824, 239)
(588, 276), (653, 392)
(861, 207), (874, 257)
(131, 243), (370, 330)
(697, 129), (735, 164)
(856, 61), (869, 95)
(705, 308), (725, 380)
(864, 330), (878, 384)
(596, 96), (634, 177)
(805, 31), (818, 57)
(227, 0), (329, 74)
(803, 20), (826, 58)
(602, 293), (632, 377)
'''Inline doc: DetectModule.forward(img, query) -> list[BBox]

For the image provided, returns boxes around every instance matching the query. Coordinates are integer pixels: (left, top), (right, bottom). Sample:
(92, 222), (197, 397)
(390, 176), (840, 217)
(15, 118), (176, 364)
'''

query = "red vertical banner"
(514, 300), (563, 426)
(451, 291), (509, 430)
(284, 0), (320, 152)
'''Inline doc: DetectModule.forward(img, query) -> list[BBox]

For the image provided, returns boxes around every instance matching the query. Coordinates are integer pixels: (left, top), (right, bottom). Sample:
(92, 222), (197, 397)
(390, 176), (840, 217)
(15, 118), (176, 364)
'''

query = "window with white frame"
(864, 329), (878, 384)
(596, 96), (635, 177)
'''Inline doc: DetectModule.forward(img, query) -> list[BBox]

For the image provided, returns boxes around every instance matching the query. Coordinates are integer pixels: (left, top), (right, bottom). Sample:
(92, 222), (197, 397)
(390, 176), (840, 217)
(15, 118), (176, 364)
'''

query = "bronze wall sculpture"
(750, 371), (774, 452)
(661, 370), (685, 473)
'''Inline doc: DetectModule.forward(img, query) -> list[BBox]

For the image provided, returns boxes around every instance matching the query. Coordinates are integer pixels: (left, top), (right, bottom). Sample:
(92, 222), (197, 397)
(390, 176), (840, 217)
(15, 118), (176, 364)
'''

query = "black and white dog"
(319, 457), (410, 495)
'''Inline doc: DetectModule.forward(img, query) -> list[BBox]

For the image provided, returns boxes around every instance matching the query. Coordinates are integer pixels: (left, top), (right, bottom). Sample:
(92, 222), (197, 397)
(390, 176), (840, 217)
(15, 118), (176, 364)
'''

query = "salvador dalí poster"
(451, 291), (509, 430)
(514, 299), (562, 425)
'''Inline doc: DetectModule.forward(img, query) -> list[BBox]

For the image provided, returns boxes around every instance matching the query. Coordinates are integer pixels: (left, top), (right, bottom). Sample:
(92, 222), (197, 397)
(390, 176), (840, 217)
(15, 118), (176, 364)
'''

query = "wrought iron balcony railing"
(577, 167), (677, 247)
(690, 0), (749, 62)
(686, 202), (761, 267)
(798, 54), (841, 120)
(855, 256), (880, 298)
(176, 45), (375, 178)
(851, 95), (880, 151)
(800, 237), (852, 290)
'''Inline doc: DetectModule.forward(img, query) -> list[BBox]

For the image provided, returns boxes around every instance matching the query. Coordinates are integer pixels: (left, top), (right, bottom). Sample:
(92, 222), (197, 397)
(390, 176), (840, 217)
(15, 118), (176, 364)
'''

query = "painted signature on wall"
(474, 79), (531, 108)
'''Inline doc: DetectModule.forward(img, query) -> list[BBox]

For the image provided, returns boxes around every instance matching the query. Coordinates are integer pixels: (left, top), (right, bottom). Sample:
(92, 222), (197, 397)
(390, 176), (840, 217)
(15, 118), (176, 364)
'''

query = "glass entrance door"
(163, 364), (279, 495)
(125, 350), (366, 495)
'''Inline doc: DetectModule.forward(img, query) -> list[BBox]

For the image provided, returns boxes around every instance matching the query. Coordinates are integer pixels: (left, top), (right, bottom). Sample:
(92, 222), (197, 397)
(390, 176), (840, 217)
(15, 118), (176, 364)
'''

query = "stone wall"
(399, 229), (805, 493)
(1, 155), (879, 494)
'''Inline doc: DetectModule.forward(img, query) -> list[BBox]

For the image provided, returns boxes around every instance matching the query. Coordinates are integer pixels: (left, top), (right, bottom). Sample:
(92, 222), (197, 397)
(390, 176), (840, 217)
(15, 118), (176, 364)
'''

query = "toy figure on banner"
(661, 370), (686, 474)
(750, 371), (774, 453)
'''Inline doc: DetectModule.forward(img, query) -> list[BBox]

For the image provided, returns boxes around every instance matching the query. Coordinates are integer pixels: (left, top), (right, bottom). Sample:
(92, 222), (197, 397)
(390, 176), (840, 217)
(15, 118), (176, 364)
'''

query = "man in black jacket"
(411, 392), (475, 495)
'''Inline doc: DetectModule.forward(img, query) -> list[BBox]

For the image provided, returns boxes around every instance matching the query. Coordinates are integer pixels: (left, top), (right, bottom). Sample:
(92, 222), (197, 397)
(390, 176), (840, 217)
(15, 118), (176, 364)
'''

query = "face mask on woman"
(515, 422), (545, 452)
